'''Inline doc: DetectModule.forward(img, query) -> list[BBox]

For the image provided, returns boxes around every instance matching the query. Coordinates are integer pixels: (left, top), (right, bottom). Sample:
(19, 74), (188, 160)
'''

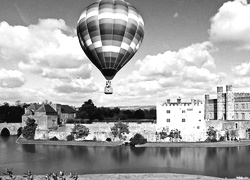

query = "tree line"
(75, 99), (156, 123)
(0, 103), (26, 123)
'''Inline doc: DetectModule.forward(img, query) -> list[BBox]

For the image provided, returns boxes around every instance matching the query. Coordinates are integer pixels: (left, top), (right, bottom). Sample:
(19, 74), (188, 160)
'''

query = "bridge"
(0, 123), (22, 136)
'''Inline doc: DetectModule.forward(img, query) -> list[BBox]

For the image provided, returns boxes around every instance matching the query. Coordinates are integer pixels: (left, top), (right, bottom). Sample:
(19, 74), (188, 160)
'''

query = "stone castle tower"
(204, 94), (210, 120)
(226, 85), (234, 120)
(217, 86), (225, 120)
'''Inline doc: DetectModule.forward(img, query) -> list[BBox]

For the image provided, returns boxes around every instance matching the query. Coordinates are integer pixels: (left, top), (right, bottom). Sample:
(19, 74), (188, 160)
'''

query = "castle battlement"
(205, 85), (250, 121)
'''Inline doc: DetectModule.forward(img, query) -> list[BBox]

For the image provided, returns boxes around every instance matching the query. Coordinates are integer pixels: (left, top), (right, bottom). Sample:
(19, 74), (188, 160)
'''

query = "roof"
(24, 110), (34, 116)
(27, 103), (42, 111)
(61, 105), (76, 114)
(36, 104), (58, 115)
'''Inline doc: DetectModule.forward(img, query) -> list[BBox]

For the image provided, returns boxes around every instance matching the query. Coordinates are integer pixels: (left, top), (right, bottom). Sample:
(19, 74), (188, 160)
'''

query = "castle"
(205, 85), (250, 120)
(156, 98), (206, 141)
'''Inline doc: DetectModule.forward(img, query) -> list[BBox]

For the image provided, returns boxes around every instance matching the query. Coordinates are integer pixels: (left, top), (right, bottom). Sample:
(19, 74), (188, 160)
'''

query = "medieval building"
(205, 85), (250, 121)
(205, 85), (250, 139)
(156, 98), (206, 141)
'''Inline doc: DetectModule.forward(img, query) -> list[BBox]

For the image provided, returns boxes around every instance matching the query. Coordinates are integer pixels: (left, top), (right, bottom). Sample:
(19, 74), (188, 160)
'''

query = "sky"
(0, 0), (250, 107)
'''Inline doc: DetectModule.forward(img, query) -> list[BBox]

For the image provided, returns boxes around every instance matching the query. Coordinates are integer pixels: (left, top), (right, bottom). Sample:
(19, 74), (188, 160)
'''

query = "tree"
(76, 99), (102, 121)
(169, 129), (182, 142)
(229, 129), (238, 140)
(134, 109), (145, 119)
(111, 121), (129, 140)
(15, 100), (21, 106)
(71, 124), (90, 139)
(206, 126), (217, 141)
(22, 118), (37, 140)
(130, 133), (147, 146)
(159, 131), (168, 140)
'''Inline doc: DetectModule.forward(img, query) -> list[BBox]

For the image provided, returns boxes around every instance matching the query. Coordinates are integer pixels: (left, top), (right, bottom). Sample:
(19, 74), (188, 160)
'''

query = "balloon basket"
(104, 80), (113, 94)
(104, 86), (113, 94)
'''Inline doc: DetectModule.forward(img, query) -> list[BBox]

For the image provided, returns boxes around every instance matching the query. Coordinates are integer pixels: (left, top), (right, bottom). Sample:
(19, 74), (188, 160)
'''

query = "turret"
(204, 94), (209, 120)
(226, 85), (234, 120)
(217, 86), (225, 120)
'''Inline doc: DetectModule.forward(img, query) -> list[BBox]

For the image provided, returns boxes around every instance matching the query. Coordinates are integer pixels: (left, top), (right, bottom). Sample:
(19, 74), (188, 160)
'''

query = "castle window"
(236, 113), (238, 119)
(199, 119), (201, 122)
(166, 119), (170, 122)
(166, 110), (170, 114)
(242, 103), (245, 109)
(182, 110), (185, 113)
(197, 126), (200, 129)
(199, 111), (201, 113)
(182, 118), (185, 122)
(236, 104), (238, 109)
(242, 113), (245, 120)
(246, 103), (248, 109)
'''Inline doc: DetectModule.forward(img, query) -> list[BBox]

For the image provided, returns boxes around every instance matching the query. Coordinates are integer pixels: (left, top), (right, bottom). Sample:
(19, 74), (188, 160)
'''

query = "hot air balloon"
(77, 0), (144, 94)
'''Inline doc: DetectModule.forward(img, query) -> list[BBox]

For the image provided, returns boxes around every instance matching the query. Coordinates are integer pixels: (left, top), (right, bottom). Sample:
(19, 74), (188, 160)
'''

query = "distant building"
(205, 85), (250, 120)
(51, 104), (76, 124)
(22, 103), (76, 130)
(156, 98), (205, 141)
(22, 104), (58, 130)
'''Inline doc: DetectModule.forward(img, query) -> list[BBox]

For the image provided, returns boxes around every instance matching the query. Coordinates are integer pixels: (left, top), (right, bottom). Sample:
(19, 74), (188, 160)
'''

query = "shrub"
(66, 118), (77, 124)
(159, 131), (168, 140)
(219, 136), (225, 142)
(130, 133), (147, 146)
(71, 124), (90, 139)
(66, 134), (74, 141)
(50, 136), (59, 141)
(211, 138), (217, 142)
(106, 138), (111, 142)
(22, 118), (37, 140)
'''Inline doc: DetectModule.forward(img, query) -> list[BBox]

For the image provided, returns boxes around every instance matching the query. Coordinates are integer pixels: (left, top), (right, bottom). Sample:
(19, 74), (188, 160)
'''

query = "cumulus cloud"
(0, 19), (89, 80)
(232, 61), (250, 76)
(116, 42), (226, 102)
(54, 78), (99, 94)
(209, 0), (250, 49)
(136, 41), (216, 80)
(0, 69), (25, 88)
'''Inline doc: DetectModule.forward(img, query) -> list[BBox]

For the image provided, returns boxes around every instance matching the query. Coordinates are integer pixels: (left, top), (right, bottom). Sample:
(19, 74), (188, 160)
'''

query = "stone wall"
(205, 120), (250, 139)
(34, 121), (250, 142)
(34, 122), (157, 142)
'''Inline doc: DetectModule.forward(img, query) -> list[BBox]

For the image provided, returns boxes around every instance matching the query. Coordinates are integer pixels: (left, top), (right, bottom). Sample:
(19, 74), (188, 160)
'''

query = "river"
(1, 136), (250, 178)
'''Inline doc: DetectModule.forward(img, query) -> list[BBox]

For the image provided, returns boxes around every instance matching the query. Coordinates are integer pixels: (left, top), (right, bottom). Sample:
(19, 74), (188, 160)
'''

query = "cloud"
(0, 19), (89, 80)
(136, 41), (216, 80)
(232, 61), (250, 76)
(209, 0), (250, 49)
(53, 78), (99, 94)
(115, 42), (226, 102)
(0, 69), (25, 88)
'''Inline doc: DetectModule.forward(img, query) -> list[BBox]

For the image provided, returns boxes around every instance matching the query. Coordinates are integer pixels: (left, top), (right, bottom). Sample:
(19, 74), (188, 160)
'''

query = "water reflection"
(1, 136), (250, 178)
(22, 144), (36, 153)
(111, 147), (129, 163)
(130, 147), (146, 156)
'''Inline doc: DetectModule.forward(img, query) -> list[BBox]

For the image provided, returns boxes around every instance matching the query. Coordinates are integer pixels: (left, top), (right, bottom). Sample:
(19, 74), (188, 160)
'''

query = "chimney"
(167, 99), (171, 104)
(177, 97), (181, 104)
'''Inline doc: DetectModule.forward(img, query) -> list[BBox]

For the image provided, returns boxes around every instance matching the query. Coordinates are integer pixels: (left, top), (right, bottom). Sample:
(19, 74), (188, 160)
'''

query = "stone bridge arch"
(0, 123), (22, 136)
(0, 127), (10, 136)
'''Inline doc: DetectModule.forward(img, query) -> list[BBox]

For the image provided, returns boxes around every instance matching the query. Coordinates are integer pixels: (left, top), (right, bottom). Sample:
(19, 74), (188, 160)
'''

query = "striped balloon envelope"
(77, 0), (144, 81)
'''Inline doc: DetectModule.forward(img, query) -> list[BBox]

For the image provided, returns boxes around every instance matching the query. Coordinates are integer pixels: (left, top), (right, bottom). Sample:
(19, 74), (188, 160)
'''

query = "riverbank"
(0, 173), (249, 180)
(136, 140), (250, 148)
(16, 137), (123, 147)
(17, 137), (250, 148)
